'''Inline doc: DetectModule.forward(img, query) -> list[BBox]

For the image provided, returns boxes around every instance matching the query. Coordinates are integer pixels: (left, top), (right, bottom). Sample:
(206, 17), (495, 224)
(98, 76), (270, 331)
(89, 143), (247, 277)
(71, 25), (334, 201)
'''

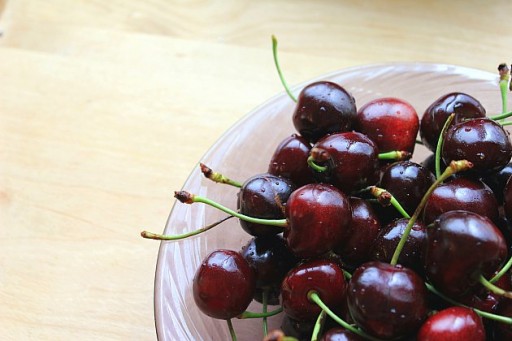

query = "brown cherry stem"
(370, 186), (411, 219)
(390, 160), (473, 265)
(200, 163), (242, 188)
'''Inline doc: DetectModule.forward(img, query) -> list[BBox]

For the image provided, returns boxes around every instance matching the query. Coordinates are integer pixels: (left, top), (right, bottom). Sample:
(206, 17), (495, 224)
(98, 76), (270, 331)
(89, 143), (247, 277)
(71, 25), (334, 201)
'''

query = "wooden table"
(1, 1), (511, 339)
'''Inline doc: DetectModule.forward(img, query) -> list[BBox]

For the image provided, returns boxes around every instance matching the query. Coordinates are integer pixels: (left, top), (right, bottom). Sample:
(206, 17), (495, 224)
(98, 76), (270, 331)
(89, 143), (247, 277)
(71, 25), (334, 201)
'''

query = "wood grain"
(1, 0), (512, 339)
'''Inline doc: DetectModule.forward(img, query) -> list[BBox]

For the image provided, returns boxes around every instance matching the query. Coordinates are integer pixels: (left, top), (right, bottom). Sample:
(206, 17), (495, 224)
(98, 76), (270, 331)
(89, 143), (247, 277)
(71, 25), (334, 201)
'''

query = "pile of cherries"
(142, 40), (512, 341)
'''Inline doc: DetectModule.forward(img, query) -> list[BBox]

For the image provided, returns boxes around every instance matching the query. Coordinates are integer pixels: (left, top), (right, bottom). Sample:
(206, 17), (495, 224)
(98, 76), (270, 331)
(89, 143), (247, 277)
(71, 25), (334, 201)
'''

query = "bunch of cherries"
(143, 39), (512, 340)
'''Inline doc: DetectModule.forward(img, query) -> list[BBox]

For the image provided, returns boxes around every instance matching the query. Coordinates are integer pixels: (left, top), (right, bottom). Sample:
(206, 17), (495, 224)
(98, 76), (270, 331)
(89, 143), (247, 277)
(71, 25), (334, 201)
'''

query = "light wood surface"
(1, 1), (512, 339)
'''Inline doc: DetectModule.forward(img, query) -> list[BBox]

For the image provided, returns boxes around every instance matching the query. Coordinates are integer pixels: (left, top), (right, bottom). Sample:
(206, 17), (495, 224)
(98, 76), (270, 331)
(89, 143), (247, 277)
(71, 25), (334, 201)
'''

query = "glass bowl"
(153, 63), (500, 340)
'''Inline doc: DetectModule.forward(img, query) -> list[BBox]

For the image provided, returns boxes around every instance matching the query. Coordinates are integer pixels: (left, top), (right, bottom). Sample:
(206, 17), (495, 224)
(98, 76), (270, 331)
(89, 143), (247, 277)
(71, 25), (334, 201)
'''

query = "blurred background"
(1, 0), (512, 339)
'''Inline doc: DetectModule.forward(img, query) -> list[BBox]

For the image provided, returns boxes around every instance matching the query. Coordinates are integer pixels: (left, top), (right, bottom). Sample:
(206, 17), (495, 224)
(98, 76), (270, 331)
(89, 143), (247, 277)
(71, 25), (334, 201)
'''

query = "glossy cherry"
(309, 131), (380, 193)
(281, 259), (347, 322)
(442, 118), (512, 175)
(293, 81), (357, 143)
(268, 134), (315, 187)
(237, 173), (296, 236)
(416, 306), (485, 341)
(284, 183), (352, 258)
(356, 97), (419, 154)
(422, 177), (499, 225)
(483, 161), (512, 204)
(503, 176), (512, 223)
(347, 261), (428, 339)
(320, 327), (364, 341)
(420, 92), (486, 152)
(193, 249), (256, 320)
(425, 210), (508, 298)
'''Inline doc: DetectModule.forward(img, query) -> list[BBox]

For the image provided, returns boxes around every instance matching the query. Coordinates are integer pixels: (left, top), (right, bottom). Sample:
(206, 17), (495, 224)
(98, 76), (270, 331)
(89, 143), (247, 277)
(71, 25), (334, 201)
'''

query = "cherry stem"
(490, 110), (512, 121)
(377, 150), (412, 161)
(227, 319), (237, 341)
(307, 155), (328, 172)
(174, 191), (288, 228)
(311, 310), (327, 341)
(425, 282), (512, 325)
(500, 78), (509, 115)
(370, 186), (411, 219)
(479, 274), (512, 299)
(237, 307), (283, 319)
(490, 256), (512, 283)
(435, 113), (455, 179)
(140, 216), (233, 241)
(415, 139), (424, 145)
(307, 291), (383, 341)
(200, 163), (242, 188)
(262, 289), (269, 337)
(272, 35), (297, 102)
(390, 160), (473, 266)
(500, 121), (512, 127)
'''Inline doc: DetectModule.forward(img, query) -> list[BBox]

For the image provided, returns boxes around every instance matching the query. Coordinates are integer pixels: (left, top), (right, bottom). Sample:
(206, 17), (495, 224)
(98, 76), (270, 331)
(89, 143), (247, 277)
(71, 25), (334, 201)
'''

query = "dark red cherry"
(416, 306), (485, 341)
(420, 92), (486, 152)
(280, 314), (316, 341)
(237, 173), (296, 236)
(281, 259), (347, 322)
(268, 134), (315, 186)
(347, 261), (428, 339)
(309, 132), (380, 193)
(422, 177), (499, 225)
(240, 235), (298, 305)
(482, 162), (512, 204)
(371, 218), (427, 276)
(503, 176), (512, 223)
(442, 118), (512, 175)
(193, 249), (255, 320)
(356, 97), (419, 154)
(425, 210), (507, 298)
(378, 161), (436, 220)
(320, 327), (364, 341)
(293, 81), (357, 143)
(284, 183), (352, 258)
(334, 197), (381, 268)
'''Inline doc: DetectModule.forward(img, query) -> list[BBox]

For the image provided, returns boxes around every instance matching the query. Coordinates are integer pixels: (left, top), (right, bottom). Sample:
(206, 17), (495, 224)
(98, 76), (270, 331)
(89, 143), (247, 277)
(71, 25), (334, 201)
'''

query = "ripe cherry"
(420, 92), (486, 152)
(347, 261), (428, 339)
(281, 259), (347, 322)
(356, 97), (419, 154)
(416, 306), (485, 341)
(193, 249), (256, 320)
(321, 327), (364, 341)
(293, 81), (357, 143)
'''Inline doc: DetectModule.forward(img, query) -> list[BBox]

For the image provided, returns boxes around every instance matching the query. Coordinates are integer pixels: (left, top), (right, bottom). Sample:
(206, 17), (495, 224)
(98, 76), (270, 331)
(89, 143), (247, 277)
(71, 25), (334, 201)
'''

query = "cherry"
(240, 235), (298, 305)
(280, 314), (316, 341)
(442, 118), (512, 175)
(284, 183), (352, 259)
(416, 306), (485, 341)
(308, 132), (380, 193)
(503, 176), (512, 223)
(420, 92), (486, 152)
(425, 210), (508, 299)
(333, 197), (381, 268)
(346, 261), (428, 339)
(281, 259), (347, 322)
(371, 218), (427, 276)
(268, 134), (315, 186)
(292, 81), (357, 143)
(377, 161), (435, 222)
(193, 249), (256, 320)
(355, 97), (419, 154)
(320, 327), (364, 341)
(483, 161), (512, 204)
(237, 173), (296, 236)
(422, 177), (499, 225)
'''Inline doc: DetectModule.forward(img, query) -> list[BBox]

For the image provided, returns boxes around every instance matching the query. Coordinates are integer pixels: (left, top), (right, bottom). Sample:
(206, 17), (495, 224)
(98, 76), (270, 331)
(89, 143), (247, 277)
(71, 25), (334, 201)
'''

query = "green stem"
(377, 150), (411, 161)
(140, 216), (233, 241)
(500, 79), (509, 115)
(490, 110), (512, 121)
(200, 163), (242, 188)
(237, 307), (283, 319)
(272, 35), (297, 102)
(435, 113), (455, 179)
(425, 282), (512, 324)
(311, 310), (326, 341)
(479, 274), (512, 299)
(307, 291), (383, 341)
(175, 191), (288, 228)
(307, 155), (328, 172)
(390, 160), (473, 265)
(370, 186), (411, 219)
(227, 319), (237, 341)
(490, 256), (512, 283)
(500, 121), (512, 127)
(262, 289), (268, 337)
